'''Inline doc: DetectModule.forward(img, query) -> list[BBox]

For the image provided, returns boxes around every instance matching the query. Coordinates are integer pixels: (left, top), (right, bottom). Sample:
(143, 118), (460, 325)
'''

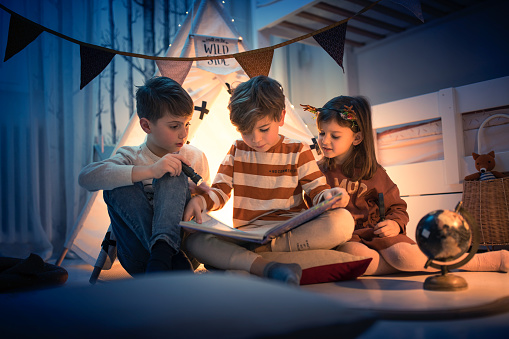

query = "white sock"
(462, 250), (509, 272)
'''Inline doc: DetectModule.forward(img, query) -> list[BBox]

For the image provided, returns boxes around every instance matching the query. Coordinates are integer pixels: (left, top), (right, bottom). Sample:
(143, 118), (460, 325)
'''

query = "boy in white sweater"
(79, 77), (209, 275)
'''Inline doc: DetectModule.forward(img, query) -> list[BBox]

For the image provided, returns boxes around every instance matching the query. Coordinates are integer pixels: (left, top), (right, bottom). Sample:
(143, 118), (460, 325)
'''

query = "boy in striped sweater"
(183, 76), (354, 285)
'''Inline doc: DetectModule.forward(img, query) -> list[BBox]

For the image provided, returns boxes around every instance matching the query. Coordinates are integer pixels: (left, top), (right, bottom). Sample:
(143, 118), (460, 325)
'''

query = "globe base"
(423, 272), (468, 291)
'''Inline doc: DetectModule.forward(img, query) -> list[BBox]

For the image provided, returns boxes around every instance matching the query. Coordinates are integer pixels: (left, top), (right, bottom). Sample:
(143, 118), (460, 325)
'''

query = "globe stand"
(423, 263), (468, 291)
(419, 202), (480, 292)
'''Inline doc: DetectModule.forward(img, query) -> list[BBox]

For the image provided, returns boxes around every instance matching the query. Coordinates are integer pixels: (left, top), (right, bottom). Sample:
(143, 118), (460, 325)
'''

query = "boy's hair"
(135, 76), (193, 121)
(317, 95), (378, 181)
(228, 75), (285, 134)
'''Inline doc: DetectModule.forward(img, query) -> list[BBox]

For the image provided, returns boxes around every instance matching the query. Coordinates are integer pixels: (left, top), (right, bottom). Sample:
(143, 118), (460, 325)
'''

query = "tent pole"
(55, 248), (69, 266)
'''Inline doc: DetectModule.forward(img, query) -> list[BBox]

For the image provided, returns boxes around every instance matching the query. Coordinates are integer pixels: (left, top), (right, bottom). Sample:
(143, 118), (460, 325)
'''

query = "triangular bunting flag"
(313, 22), (348, 72)
(235, 49), (274, 78)
(155, 60), (193, 85)
(80, 46), (116, 90)
(4, 14), (44, 62)
(389, 0), (424, 22)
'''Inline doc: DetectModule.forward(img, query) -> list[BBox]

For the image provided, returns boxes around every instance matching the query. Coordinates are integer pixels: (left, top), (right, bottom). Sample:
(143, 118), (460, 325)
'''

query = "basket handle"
(476, 114), (509, 153)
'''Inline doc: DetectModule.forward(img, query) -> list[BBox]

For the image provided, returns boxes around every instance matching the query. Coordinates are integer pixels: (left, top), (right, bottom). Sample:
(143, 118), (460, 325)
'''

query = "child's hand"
(373, 219), (400, 238)
(183, 196), (205, 223)
(151, 153), (190, 179)
(324, 187), (349, 208)
(189, 181), (211, 195)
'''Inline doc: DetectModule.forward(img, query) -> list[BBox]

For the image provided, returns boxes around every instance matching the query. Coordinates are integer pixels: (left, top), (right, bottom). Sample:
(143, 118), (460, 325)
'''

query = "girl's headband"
(300, 104), (358, 129)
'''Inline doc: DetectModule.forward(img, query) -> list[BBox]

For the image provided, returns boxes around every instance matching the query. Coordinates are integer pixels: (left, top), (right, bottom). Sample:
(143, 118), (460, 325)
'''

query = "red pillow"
(260, 250), (372, 285)
(300, 258), (372, 285)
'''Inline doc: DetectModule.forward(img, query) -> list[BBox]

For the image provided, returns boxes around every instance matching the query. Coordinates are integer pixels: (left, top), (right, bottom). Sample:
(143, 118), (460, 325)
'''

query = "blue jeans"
(103, 173), (191, 276)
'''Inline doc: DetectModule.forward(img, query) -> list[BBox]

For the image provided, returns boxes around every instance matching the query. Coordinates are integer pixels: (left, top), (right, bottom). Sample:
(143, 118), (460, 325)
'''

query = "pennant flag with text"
(235, 49), (274, 78)
(80, 46), (116, 89)
(389, 0), (424, 22)
(4, 14), (44, 62)
(194, 35), (242, 75)
(313, 22), (348, 72)
(156, 60), (193, 85)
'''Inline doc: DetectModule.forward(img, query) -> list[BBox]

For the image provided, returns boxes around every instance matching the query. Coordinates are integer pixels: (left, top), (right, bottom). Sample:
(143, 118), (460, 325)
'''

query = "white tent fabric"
(63, 0), (317, 266)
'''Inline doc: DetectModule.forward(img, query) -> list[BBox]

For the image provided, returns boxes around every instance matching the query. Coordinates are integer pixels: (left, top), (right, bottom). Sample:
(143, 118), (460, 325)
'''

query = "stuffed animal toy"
(464, 151), (507, 181)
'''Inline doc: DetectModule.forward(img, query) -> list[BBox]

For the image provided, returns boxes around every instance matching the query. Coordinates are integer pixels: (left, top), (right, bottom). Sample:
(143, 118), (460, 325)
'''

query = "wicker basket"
(461, 113), (509, 246)
(462, 178), (509, 246)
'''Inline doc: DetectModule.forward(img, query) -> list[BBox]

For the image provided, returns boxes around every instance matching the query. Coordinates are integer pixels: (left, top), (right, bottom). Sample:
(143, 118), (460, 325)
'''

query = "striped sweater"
(480, 171), (497, 181)
(199, 135), (331, 228)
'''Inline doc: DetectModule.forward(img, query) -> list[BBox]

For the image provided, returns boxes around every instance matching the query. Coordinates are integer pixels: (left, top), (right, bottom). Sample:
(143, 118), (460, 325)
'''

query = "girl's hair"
(317, 95), (378, 181)
(136, 76), (193, 122)
(228, 75), (285, 134)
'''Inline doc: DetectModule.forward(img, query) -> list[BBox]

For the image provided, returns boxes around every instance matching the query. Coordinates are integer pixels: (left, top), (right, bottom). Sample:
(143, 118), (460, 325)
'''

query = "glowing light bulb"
(231, 19), (234, 22)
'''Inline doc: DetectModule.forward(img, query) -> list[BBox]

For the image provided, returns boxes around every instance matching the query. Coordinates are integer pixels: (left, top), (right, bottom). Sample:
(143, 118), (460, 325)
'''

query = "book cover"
(180, 192), (342, 244)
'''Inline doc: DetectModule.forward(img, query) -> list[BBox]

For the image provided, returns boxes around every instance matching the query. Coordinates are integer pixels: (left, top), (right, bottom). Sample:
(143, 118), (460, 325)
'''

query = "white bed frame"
(372, 76), (509, 240)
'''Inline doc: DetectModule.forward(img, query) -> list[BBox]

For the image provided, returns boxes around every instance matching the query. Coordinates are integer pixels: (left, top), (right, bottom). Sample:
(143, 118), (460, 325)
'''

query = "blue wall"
(354, 0), (509, 105)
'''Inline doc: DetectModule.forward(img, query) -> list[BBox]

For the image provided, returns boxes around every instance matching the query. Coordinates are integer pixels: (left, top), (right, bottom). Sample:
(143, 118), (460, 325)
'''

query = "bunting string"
(0, 0), (423, 87)
(0, 1), (386, 61)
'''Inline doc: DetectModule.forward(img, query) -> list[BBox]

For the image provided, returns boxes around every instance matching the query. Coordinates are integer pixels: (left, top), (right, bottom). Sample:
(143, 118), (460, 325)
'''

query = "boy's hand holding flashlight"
(181, 162), (211, 193)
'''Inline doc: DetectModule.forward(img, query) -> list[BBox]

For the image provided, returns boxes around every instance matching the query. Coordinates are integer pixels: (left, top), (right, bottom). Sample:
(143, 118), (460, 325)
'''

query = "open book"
(179, 192), (342, 244)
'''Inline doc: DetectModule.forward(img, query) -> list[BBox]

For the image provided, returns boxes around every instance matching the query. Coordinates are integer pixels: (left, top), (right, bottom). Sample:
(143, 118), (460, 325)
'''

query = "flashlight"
(181, 162), (203, 186)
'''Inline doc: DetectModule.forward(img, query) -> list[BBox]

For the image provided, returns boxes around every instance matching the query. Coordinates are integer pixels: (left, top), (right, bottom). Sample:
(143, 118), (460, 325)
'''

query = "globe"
(414, 205), (479, 291)
(415, 209), (471, 262)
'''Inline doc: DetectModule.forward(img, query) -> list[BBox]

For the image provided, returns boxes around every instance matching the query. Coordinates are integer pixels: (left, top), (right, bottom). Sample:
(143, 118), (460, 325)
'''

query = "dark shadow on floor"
(335, 278), (423, 291)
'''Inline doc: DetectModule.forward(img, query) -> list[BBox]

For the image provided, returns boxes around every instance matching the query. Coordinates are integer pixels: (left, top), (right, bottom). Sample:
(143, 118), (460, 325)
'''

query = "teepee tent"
(57, 0), (318, 266)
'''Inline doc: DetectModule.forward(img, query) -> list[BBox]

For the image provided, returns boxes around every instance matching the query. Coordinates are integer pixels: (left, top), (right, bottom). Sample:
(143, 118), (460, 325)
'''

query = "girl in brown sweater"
(302, 96), (508, 275)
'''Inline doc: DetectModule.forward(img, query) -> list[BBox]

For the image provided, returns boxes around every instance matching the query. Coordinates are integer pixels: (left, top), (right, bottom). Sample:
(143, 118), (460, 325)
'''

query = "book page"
(180, 192), (342, 243)
(260, 192), (343, 240)
(180, 215), (264, 241)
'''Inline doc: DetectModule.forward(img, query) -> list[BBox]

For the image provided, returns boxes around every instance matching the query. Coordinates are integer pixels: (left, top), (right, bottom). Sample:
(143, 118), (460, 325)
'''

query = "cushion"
(260, 250), (372, 285)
